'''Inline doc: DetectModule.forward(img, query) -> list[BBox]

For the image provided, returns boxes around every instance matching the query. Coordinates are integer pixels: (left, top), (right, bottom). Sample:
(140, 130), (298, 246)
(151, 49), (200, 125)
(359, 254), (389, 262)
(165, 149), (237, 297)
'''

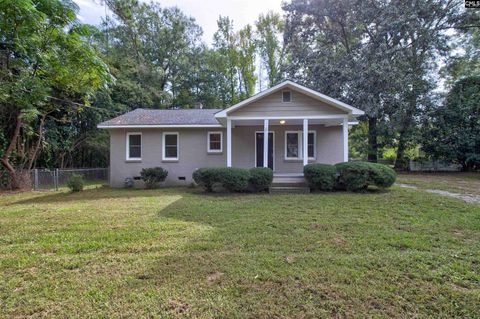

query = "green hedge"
(140, 167), (168, 189)
(193, 167), (273, 193)
(334, 161), (396, 191)
(303, 164), (336, 191)
(193, 167), (250, 192)
(249, 167), (273, 192)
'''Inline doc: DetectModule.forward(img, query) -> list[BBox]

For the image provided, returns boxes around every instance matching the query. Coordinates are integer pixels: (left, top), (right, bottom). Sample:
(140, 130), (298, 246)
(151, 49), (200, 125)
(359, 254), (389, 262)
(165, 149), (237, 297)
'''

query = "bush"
(249, 167), (273, 192)
(303, 164), (336, 191)
(193, 168), (219, 192)
(220, 168), (250, 192)
(335, 161), (396, 191)
(67, 174), (84, 192)
(193, 167), (250, 192)
(140, 167), (168, 189)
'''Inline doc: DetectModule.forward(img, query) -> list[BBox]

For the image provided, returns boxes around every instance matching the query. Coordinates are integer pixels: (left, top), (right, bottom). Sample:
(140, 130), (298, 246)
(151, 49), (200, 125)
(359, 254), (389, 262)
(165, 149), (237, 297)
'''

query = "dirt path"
(396, 183), (480, 205)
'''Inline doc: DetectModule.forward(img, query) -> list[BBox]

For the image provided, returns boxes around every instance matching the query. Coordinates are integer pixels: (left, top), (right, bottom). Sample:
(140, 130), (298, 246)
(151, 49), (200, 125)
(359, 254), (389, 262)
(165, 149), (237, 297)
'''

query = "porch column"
(303, 118), (308, 167)
(343, 118), (349, 162)
(227, 118), (232, 167)
(263, 119), (269, 168)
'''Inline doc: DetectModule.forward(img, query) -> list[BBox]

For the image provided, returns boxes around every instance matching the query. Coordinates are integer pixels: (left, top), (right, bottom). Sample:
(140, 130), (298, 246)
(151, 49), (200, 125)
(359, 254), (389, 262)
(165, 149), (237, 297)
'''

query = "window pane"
(209, 133), (221, 150)
(165, 146), (177, 158)
(286, 133), (299, 158)
(165, 134), (177, 146)
(283, 91), (291, 102)
(129, 146), (141, 158)
(129, 134), (141, 146)
(128, 134), (141, 158)
(164, 134), (178, 158)
(308, 133), (314, 158)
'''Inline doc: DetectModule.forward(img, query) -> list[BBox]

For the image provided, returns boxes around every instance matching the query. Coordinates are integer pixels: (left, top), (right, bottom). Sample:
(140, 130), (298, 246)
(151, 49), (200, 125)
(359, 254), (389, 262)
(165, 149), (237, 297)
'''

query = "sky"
(74, 0), (284, 44)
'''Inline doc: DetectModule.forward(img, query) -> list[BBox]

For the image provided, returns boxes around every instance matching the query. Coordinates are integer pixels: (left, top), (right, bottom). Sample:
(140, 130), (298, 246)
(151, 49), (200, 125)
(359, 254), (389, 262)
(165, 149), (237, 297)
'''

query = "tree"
(282, 0), (469, 165)
(443, 12), (480, 84)
(213, 16), (240, 105)
(256, 12), (284, 88)
(421, 76), (480, 170)
(237, 24), (257, 97)
(0, 0), (112, 189)
(282, 0), (400, 162)
(103, 0), (203, 109)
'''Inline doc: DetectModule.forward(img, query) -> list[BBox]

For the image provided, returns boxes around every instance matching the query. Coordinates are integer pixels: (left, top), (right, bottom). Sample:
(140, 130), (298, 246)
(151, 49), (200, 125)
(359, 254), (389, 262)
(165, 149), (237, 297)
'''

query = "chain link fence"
(32, 168), (109, 190)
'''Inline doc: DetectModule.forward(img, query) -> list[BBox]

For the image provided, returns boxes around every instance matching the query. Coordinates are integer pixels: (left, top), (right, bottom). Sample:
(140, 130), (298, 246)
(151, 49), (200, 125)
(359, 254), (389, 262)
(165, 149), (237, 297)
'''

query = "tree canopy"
(1, 0), (479, 189)
(421, 76), (480, 170)
(0, 0), (112, 188)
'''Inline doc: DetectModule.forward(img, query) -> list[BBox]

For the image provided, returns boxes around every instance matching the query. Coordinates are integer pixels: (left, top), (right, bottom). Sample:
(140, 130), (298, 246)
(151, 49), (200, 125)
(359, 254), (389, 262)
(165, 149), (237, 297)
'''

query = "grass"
(397, 172), (480, 196)
(0, 181), (479, 318)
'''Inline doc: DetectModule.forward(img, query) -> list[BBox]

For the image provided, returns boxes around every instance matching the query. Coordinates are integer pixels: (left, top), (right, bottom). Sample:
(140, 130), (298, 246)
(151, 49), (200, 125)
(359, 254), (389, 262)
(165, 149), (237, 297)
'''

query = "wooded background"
(1, 0), (479, 189)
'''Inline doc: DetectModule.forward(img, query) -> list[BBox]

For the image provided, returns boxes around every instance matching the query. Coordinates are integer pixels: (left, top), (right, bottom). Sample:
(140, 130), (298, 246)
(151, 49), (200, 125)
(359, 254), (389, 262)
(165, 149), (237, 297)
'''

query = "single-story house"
(98, 80), (364, 187)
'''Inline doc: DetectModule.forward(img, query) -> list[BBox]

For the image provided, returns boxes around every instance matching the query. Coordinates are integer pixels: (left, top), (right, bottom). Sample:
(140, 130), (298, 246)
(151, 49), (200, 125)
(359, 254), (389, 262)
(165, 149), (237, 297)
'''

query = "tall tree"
(213, 16), (240, 105)
(104, 0), (203, 109)
(237, 24), (257, 97)
(256, 12), (284, 88)
(421, 76), (480, 170)
(282, 0), (469, 165)
(0, 0), (111, 189)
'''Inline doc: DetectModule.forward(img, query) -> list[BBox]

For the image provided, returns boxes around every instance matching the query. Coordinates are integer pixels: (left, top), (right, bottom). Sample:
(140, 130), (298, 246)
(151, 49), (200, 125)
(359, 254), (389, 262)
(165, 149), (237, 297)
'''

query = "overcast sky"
(74, 0), (284, 44)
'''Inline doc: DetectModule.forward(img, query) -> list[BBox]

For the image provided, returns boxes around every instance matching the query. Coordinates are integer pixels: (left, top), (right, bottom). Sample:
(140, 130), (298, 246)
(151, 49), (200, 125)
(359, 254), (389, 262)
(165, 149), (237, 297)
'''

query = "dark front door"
(256, 132), (274, 169)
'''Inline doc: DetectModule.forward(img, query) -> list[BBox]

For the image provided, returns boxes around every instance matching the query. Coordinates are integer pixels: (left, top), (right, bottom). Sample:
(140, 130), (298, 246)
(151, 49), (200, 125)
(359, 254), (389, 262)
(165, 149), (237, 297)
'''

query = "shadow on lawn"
(7, 186), (192, 206)
(8, 184), (390, 207)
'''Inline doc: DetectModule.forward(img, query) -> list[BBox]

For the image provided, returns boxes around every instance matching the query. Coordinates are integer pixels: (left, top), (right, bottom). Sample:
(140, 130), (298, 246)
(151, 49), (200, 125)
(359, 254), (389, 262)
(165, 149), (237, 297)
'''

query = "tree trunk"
(367, 116), (378, 163)
(1, 115), (21, 189)
(395, 137), (408, 170)
(395, 106), (415, 171)
(0, 158), (19, 189)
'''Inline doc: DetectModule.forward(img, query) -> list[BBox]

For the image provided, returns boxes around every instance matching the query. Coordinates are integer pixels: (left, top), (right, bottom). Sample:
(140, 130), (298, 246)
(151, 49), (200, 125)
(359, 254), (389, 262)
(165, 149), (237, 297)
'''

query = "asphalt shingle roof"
(98, 108), (222, 127)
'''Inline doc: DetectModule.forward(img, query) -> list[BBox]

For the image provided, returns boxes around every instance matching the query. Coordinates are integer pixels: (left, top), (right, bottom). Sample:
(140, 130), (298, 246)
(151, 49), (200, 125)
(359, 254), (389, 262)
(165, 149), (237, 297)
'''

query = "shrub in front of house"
(193, 167), (250, 192)
(220, 168), (250, 192)
(334, 162), (396, 191)
(303, 163), (336, 191)
(140, 167), (168, 189)
(249, 167), (273, 192)
(67, 174), (84, 192)
(193, 168), (219, 192)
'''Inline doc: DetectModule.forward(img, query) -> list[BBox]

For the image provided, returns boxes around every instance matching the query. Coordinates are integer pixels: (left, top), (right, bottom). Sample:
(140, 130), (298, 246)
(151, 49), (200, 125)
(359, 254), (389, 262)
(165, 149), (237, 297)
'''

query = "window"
(286, 132), (299, 158)
(208, 131), (223, 153)
(163, 132), (179, 160)
(307, 132), (315, 158)
(126, 132), (142, 160)
(285, 131), (316, 160)
(282, 90), (292, 103)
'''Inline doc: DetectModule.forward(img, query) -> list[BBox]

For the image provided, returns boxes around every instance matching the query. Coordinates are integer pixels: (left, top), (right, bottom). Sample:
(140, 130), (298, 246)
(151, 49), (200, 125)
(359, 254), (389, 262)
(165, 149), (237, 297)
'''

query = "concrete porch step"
(269, 186), (311, 194)
(272, 176), (308, 188)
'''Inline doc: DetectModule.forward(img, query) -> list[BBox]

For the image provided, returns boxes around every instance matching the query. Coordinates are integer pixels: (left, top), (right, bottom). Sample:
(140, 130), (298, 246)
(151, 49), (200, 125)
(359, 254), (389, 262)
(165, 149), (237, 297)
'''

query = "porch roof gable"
(214, 80), (364, 119)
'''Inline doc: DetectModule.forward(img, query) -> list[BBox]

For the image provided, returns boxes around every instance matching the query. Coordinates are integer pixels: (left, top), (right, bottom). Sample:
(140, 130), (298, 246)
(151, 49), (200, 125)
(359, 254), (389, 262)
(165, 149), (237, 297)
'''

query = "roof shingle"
(98, 108), (222, 127)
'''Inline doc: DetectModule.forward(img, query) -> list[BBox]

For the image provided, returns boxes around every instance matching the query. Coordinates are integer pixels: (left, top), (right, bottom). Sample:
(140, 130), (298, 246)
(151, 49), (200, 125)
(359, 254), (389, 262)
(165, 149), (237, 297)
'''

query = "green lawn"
(398, 172), (480, 196)
(1, 182), (479, 318)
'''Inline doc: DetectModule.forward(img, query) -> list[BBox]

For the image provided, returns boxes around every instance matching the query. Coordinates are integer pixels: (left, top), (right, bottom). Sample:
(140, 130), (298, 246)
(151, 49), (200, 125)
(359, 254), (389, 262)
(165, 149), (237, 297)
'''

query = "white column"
(227, 118), (232, 167)
(263, 119), (269, 168)
(303, 118), (308, 167)
(343, 118), (349, 162)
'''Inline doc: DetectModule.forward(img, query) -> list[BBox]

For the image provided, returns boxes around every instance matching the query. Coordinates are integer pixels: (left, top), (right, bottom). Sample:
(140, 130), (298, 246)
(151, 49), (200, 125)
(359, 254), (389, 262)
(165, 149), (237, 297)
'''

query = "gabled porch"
(223, 116), (350, 174)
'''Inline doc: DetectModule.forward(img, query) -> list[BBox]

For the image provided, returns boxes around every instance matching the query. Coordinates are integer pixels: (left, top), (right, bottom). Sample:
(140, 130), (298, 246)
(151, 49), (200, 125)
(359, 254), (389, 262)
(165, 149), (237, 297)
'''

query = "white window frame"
(282, 90), (292, 103)
(284, 130), (316, 160)
(207, 131), (223, 153)
(126, 132), (142, 161)
(162, 132), (179, 161)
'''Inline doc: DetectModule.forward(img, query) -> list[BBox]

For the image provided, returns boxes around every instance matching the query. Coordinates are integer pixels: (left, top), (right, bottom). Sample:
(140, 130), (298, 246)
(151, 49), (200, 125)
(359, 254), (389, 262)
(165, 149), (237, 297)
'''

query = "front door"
(256, 132), (274, 169)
